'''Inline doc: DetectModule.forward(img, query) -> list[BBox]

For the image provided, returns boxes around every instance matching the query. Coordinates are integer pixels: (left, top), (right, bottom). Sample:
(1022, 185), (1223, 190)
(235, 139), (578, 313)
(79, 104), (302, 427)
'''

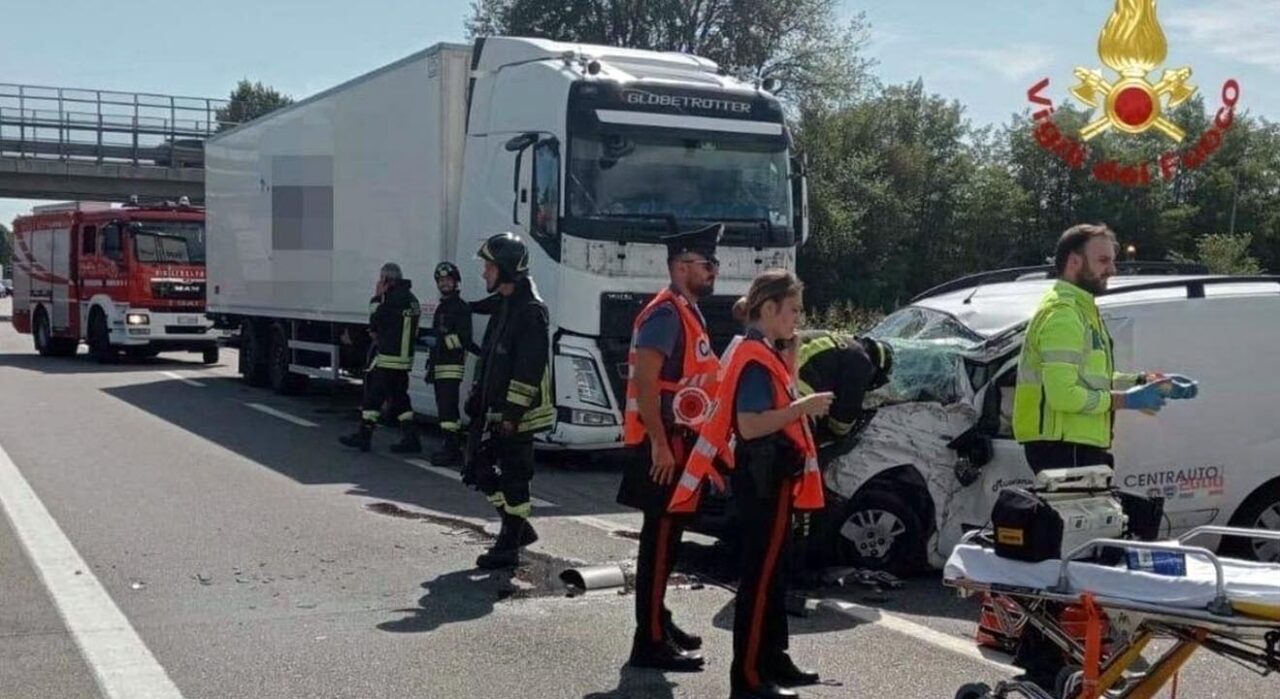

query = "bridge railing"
(0, 83), (234, 167)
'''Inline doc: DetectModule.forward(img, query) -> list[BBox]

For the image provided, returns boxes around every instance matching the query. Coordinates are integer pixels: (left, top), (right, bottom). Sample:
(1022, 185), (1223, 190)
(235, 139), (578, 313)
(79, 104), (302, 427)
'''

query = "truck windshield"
(567, 132), (791, 239)
(130, 221), (205, 263)
(134, 233), (193, 264)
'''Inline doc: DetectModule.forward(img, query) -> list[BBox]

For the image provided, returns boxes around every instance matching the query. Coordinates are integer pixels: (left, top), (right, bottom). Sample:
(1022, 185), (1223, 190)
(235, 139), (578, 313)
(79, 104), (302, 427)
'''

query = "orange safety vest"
(668, 335), (824, 514)
(622, 288), (720, 446)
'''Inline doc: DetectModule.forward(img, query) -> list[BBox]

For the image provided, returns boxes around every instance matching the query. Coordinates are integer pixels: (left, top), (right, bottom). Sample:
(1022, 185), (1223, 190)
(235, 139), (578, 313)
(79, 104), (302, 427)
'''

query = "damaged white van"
(822, 265), (1280, 574)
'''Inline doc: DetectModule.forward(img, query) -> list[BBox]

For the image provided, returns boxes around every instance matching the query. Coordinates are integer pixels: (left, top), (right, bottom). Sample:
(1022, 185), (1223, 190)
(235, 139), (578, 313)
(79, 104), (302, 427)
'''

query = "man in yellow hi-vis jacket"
(1013, 223), (1199, 473)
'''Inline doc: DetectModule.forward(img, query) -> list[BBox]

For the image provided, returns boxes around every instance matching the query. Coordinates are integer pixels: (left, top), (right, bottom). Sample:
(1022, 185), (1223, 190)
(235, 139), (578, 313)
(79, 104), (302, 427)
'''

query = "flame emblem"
(1070, 0), (1197, 142)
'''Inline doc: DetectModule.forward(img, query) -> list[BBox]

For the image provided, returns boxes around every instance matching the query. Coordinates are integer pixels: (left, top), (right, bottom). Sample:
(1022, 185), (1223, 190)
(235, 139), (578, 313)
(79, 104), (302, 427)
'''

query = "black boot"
(764, 653), (820, 687)
(629, 636), (705, 672)
(338, 422), (374, 452)
(729, 682), (798, 699)
(664, 610), (703, 651)
(430, 432), (463, 467)
(389, 421), (422, 454)
(476, 514), (535, 569)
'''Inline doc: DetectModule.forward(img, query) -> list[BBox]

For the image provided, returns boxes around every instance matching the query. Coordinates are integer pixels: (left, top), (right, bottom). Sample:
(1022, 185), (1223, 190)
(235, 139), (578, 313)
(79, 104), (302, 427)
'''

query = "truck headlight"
(126, 312), (150, 325)
(569, 355), (610, 408)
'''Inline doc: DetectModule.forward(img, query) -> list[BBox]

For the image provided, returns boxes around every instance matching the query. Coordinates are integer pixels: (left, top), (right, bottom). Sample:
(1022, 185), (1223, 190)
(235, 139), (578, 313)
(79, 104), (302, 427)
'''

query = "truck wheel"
(239, 321), (269, 386)
(267, 324), (306, 394)
(833, 487), (928, 576)
(1223, 480), (1280, 562)
(201, 346), (220, 365)
(33, 308), (54, 356)
(88, 311), (118, 364)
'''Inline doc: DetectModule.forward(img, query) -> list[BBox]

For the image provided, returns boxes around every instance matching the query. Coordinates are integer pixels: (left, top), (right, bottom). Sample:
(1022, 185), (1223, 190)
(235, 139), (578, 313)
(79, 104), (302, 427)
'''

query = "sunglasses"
(680, 257), (720, 270)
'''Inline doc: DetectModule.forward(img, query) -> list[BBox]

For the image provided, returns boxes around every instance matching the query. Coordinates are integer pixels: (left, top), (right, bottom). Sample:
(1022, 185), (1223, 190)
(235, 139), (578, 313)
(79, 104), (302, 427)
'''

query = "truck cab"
(454, 38), (805, 449)
(11, 200), (219, 363)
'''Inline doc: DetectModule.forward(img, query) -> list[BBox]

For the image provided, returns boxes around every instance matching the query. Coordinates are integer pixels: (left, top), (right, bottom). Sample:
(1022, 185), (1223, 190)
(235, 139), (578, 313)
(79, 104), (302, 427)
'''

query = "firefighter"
(426, 261), (472, 467)
(671, 270), (832, 699)
(467, 232), (554, 570)
(340, 262), (423, 453)
(789, 330), (893, 580)
(617, 223), (724, 673)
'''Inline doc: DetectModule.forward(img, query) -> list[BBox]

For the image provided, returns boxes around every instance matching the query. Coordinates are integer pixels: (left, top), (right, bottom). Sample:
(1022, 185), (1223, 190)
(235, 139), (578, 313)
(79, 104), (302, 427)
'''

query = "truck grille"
(597, 292), (741, 405)
(151, 280), (205, 300)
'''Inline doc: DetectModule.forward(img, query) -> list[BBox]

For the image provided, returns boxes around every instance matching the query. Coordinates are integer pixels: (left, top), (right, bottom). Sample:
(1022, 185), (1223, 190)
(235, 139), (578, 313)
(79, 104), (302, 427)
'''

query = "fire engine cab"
(10, 200), (219, 363)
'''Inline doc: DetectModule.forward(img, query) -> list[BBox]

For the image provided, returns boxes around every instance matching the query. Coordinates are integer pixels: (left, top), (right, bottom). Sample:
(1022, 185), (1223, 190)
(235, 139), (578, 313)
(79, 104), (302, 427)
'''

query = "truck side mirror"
(791, 154), (809, 247)
(509, 136), (536, 228)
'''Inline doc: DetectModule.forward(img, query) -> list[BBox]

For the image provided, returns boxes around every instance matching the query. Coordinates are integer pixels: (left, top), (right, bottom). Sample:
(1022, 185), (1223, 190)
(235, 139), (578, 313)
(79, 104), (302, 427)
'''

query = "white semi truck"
(205, 37), (806, 450)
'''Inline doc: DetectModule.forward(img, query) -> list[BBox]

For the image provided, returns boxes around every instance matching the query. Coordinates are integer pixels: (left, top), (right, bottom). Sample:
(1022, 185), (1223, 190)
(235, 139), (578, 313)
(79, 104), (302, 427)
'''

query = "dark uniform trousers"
(628, 430), (694, 645)
(433, 378), (462, 432)
(362, 368), (412, 424)
(1023, 441), (1115, 475)
(730, 449), (797, 691)
(477, 434), (536, 518)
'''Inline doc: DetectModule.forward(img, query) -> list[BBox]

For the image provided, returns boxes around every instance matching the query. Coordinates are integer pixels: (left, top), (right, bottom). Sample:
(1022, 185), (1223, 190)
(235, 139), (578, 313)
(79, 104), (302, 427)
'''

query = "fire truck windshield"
(129, 221), (206, 264)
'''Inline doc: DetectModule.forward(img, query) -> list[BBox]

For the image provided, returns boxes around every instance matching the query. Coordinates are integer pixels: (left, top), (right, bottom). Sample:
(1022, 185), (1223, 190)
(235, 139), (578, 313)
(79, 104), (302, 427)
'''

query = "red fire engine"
(10, 199), (219, 363)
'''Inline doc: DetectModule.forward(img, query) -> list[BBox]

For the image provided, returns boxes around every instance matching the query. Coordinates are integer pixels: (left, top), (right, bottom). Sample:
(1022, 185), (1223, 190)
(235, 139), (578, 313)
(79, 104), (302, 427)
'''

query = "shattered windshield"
(869, 306), (984, 347)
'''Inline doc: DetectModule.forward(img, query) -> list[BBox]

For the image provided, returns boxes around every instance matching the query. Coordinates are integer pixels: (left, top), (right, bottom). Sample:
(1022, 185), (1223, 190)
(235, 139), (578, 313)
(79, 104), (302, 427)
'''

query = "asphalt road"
(0, 297), (1274, 698)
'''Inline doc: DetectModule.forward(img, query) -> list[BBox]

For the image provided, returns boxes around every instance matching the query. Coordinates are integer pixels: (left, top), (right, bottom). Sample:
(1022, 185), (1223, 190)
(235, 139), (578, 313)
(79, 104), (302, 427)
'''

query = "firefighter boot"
(338, 422), (374, 452)
(389, 420), (423, 454)
(476, 513), (537, 569)
(430, 432), (464, 467)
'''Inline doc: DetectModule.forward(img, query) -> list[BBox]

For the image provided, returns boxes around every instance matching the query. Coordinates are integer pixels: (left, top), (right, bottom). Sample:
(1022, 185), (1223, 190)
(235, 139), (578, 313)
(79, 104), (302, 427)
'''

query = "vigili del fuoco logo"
(1026, 0), (1240, 187)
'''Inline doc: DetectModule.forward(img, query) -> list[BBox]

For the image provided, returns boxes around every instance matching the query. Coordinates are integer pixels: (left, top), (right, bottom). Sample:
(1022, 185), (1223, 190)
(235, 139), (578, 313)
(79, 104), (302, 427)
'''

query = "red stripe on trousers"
(647, 433), (686, 643)
(744, 484), (792, 689)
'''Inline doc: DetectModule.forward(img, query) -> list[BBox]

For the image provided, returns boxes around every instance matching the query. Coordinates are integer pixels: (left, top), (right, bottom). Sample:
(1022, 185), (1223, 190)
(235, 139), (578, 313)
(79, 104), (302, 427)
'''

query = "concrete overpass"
(0, 83), (231, 203)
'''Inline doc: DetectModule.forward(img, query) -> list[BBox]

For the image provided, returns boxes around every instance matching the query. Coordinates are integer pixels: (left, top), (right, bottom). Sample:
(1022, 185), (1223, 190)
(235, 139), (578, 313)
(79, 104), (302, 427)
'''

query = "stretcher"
(943, 526), (1280, 698)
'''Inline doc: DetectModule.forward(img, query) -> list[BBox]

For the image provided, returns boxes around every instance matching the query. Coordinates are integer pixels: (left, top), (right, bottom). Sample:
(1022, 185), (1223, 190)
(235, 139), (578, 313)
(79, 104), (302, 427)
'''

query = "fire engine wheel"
(267, 324), (306, 395)
(32, 308), (77, 357)
(201, 346), (220, 365)
(1223, 479), (1280, 563)
(834, 487), (928, 576)
(88, 311), (118, 364)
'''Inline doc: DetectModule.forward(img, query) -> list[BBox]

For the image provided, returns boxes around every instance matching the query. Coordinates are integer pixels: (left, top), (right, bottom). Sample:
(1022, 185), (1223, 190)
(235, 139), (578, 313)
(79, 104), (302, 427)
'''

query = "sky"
(3, 0), (1278, 227)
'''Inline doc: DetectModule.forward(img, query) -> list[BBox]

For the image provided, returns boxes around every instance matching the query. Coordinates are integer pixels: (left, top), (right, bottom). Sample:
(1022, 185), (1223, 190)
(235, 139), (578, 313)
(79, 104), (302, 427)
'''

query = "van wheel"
(954, 683), (991, 699)
(239, 321), (269, 386)
(88, 310), (118, 364)
(267, 324), (306, 394)
(833, 488), (928, 576)
(1223, 481), (1280, 562)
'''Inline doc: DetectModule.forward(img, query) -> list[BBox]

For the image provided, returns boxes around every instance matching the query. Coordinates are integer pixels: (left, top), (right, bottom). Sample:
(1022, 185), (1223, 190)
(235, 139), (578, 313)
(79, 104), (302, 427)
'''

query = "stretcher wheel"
(954, 683), (992, 699)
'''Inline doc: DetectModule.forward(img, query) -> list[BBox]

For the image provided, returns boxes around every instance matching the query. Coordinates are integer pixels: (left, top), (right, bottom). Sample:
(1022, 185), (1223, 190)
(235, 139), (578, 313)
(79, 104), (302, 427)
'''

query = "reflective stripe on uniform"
(1082, 391), (1101, 412)
(362, 410), (381, 421)
(1018, 366), (1042, 384)
(440, 421), (461, 432)
(487, 492), (507, 508)
(507, 390), (534, 407)
(397, 411), (414, 422)
(827, 415), (855, 436)
(444, 334), (462, 350)
(1042, 349), (1083, 365)
(1081, 374), (1110, 390)
(433, 365), (464, 380)
(504, 501), (532, 518)
(375, 355), (412, 370)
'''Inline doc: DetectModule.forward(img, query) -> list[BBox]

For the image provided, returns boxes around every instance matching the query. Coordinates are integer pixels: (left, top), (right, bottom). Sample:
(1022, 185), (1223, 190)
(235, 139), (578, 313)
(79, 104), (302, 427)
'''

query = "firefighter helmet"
(477, 232), (529, 283)
(434, 261), (461, 283)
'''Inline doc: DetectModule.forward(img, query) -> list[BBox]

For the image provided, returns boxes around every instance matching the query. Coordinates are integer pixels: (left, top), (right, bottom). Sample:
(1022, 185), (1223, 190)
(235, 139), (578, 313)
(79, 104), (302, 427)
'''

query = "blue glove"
(1164, 374), (1199, 400)
(1122, 382), (1167, 412)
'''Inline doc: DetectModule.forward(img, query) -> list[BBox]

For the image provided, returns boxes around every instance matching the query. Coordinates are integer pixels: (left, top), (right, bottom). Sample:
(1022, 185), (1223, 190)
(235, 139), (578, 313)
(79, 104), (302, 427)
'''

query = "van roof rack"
(910, 261), (1210, 303)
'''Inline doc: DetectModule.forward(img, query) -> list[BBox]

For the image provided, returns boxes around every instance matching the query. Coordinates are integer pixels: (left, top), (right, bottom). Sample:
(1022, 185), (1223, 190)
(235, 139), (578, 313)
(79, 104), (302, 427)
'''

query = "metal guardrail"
(0, 82), (234, 167)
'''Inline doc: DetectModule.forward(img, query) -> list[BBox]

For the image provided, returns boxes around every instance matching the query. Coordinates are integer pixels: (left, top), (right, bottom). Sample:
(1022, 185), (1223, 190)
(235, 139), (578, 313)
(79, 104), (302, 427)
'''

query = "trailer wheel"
(832, 487), (928, 576)
(267, 324), (306, 395)
(239, 320), (270, 387)
(1223, 479), (1280, 563)
(88, 310), (118, 364)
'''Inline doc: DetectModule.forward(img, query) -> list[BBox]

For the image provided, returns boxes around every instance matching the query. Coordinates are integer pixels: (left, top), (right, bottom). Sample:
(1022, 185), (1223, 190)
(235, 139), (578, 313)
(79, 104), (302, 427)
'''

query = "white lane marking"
(818, 599), (1019, 673)
(0, 440), (185, 699)
(403, 459), (558, 509)
(563, 514), (638, 536)
(159, 371), (204, 387)
(243, 402), (318, 428)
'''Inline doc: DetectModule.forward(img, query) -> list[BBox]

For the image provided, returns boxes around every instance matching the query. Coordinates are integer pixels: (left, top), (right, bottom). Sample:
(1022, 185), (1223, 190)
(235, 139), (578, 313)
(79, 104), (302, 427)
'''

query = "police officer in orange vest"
(618, 223), (724, 672)
(671, 270), (832, 699)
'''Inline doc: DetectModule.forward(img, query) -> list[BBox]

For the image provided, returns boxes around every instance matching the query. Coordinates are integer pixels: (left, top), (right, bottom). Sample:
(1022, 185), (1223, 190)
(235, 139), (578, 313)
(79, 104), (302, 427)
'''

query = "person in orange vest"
(670, 269), (833, 699)
(617, 223), (724, 672)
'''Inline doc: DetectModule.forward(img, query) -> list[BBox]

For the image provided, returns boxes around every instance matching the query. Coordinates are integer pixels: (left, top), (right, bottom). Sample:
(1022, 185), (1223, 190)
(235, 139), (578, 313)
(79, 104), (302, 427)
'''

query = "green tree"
(466, 0), (872, 106)
(215, 80), (294, 131)
(0, 223), (11, 276)
(1168, 233), (1264, 275)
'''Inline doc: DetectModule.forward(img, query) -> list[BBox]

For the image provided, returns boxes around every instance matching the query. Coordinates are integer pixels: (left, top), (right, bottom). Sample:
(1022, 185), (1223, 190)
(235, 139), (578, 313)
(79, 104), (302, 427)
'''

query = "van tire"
(1223, 480), (1280, 563)
(832, 487), (928, 576)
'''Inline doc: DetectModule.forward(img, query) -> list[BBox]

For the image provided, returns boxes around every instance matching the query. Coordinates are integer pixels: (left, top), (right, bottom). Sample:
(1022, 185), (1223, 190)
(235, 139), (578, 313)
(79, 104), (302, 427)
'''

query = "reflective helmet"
(434, 261), (461, 283)
(477, 232), (529, 283)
